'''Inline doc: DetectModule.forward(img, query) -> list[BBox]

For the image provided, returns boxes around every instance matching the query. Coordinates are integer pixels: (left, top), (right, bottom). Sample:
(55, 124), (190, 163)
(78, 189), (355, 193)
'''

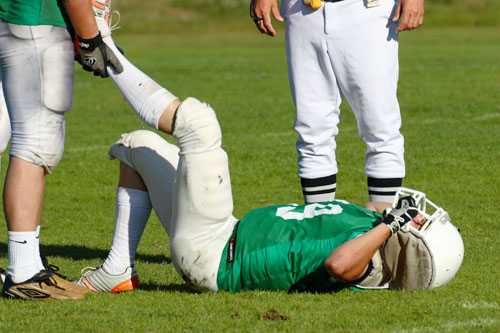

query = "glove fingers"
(406, 207), (419, 219)
(106, 47), (123, 73)
(82, 65), (93, 73)
(396, 196), (416, 209)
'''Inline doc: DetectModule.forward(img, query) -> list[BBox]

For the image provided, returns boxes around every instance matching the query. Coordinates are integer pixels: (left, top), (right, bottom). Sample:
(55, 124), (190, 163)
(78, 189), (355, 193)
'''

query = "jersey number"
(276, 203), (343, 221)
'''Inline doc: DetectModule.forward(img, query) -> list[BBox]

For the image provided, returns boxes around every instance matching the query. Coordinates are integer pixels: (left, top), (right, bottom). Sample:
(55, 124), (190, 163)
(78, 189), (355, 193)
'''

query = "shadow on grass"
(139, 282), (199, 293)
(0, 242), (199, 293)
(0, 242), (171, 264)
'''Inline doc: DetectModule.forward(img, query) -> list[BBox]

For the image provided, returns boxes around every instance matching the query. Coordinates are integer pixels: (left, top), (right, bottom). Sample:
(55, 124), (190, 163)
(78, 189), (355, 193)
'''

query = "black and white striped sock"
(367, 177), (402, 203)
(301, 174), (337, 203)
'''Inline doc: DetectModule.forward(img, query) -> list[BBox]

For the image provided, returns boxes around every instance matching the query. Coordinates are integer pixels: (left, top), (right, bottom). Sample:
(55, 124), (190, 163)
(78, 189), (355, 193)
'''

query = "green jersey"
(0, 0), (68, 27)
(217, 200), (382, 292)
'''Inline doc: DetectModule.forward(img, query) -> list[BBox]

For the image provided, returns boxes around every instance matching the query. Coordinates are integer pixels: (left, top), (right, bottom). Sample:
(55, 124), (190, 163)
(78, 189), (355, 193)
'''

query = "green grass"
(1, 18), (500, 333)
(110, 0), (500, 35)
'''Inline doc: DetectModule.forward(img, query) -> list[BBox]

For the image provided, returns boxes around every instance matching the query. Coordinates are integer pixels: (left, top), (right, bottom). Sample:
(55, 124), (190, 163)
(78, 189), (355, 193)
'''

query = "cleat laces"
(34, 272), (66, 291)
(108, 11), (121, 32)
(77, 266), (98, 283)
(40, 255), (67, 280)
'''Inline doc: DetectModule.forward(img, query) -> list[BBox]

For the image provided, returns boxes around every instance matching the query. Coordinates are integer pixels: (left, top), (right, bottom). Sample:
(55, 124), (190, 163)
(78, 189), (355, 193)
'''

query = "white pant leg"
(324, 0), (405, 179)
(283, 0), (342, 179)
(0, 21), (73, 172)
(108, 130), (179, 236)
(170, 98), (237, 292)
(283, 0), (404, 180)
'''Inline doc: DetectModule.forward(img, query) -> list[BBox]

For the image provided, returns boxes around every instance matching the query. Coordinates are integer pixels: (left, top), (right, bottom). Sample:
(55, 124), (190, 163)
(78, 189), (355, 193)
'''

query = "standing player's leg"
(0, 22), (90, 300)
(284, 0), (340, 203)
(77, 130), (180, 293)
(326, 0), (404, 207)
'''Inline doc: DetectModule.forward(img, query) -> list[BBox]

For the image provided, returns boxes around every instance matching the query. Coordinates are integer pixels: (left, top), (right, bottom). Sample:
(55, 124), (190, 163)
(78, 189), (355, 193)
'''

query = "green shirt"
(217, 200), (382, 292)
(0, 0), (68, 27)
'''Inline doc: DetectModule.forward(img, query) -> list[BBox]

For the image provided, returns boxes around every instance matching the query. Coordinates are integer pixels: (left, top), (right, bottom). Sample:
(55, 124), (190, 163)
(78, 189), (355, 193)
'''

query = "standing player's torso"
(0, 0), (68, 27)
(218, 200), (382, 292)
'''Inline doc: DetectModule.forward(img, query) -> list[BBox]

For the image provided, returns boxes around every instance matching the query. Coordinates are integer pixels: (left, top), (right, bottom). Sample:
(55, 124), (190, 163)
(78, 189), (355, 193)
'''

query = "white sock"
(7, 231), (39, 283)
(103, 36), (177, 130)
(34, 225), (44, 271)
(103, 187), (152, 275)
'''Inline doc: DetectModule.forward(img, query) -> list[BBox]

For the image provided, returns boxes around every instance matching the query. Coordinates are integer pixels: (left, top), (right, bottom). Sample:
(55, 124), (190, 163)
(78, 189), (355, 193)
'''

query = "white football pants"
(281, 0), (405, 180)
(108, 98), (237, 291)
(0, 20), (73, 172)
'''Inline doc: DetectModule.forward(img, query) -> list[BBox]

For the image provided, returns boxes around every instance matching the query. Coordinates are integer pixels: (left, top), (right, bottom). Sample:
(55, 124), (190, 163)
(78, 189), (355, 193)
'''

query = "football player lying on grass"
(73, 35), (464, 293)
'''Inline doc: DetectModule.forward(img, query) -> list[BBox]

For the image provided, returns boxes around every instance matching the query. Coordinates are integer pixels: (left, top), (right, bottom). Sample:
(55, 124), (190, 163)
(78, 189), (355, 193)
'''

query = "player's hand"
(77, 32), (123, 78)
(383, 196), (419, 234)
(392, 0), (424, 33)
(250, 0), (284, 37)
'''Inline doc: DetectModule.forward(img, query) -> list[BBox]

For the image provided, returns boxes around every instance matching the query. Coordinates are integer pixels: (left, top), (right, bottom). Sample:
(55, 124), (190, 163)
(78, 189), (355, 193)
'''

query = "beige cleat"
(2, 271), (91, 300)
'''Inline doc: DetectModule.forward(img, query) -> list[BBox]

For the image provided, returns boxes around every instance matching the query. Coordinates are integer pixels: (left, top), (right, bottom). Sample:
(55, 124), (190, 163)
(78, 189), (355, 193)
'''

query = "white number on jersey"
(276, 203), (343, 221)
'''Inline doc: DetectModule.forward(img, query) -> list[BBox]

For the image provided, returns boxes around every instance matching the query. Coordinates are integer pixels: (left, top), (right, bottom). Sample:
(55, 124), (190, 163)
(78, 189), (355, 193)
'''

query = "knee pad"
(173, 97), (222, 154)
(9, 109), (65, 173)
(176, 149), (233, 222)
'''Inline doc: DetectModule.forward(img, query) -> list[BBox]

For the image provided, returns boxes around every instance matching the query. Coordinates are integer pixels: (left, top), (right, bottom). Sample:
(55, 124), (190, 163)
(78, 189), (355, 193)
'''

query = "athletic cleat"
(2, 271), (92, 300)
(76, 266), (139, 293)
(92, 0), (120, 37)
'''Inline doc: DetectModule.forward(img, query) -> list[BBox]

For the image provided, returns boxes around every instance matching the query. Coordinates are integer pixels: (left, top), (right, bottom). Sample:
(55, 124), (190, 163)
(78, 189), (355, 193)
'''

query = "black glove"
(77, 32), (123, 78)
(383, 196), (419, 234)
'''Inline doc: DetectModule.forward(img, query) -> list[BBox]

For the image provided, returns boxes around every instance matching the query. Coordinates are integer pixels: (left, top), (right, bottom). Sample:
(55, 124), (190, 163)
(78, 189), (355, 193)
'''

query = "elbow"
(325, 256), (358, 282)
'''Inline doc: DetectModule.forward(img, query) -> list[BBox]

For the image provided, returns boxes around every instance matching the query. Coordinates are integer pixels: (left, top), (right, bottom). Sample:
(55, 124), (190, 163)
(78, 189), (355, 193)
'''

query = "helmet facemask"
(381, 188), (464, 290)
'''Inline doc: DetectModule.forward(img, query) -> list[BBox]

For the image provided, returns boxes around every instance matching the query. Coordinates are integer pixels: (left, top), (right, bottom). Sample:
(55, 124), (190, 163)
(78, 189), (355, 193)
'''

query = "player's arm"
(393, 0), (424, 33)
(250, 0), (284, 37)
(325, 197), (419, 282)
(61, 0), (98, 39)
(324, 224), (391, 282)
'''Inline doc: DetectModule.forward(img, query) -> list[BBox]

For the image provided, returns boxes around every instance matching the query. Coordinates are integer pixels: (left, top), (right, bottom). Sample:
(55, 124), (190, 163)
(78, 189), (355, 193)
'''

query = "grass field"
(1, 3), (500, 331)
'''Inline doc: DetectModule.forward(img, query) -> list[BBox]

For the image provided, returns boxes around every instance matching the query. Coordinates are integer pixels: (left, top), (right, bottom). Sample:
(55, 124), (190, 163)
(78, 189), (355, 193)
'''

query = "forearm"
(325, 224), (391, 282)
(62, 0), (98, 39)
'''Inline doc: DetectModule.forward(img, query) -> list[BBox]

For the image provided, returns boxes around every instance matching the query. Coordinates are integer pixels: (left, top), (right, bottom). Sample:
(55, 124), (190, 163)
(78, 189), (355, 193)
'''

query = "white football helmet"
(390, 187), (464, 289)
